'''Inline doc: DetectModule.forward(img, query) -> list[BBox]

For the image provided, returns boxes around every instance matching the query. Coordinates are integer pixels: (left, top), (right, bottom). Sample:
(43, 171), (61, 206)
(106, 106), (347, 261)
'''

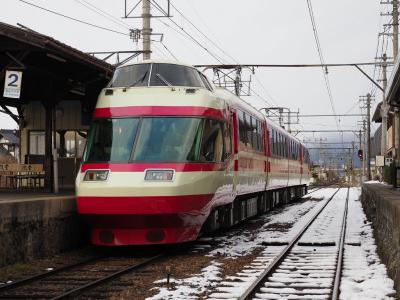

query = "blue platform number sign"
(3, 70), (23, 99)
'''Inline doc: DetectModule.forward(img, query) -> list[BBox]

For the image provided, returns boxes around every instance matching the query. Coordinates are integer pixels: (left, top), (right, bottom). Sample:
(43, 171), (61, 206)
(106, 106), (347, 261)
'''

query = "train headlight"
(145, 169), (174, 181)
(84, 170), (109, 181)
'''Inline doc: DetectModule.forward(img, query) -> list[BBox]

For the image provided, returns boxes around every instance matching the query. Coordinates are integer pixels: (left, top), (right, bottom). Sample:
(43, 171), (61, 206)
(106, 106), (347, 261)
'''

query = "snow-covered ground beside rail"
(340, 188), (395, 299)
(147, 188), (395, 299)
(207, 188), (338, 258)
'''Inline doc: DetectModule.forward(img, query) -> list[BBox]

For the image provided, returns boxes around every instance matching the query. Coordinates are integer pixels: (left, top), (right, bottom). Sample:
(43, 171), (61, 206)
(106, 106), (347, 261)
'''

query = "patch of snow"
(341, 187), (396, 300)
(147, 261), (222, 300)
(207, 197), (330, 258)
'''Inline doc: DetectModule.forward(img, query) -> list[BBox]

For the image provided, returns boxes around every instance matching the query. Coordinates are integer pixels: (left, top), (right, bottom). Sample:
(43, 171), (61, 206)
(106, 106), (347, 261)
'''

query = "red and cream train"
(76, 61), (311, 246)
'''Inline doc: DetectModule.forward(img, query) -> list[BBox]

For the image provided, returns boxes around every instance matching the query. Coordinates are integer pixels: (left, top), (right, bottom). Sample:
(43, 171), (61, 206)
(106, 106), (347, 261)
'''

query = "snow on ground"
(146, 261), (222, 300)
(148, 189), (336, 300)
(207, 189), (338, 258)
(148, 187), (395, 300)
(341, 187), (395, 300)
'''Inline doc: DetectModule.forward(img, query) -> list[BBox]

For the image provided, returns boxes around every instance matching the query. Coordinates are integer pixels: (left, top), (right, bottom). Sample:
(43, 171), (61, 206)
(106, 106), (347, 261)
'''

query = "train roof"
(118, 59), (196, 69)
(114, 60), (306, 148)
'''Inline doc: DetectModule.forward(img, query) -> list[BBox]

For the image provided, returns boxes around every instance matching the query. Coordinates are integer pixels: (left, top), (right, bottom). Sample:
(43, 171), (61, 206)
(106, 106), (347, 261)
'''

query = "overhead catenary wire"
(306, 0), (340, 132)
(150, 0), (225, 64)
(169, 1), (235, 64)
(73, 0), (132, 30)
(18, 0), (131, 36)
(168, 1), (281, 106)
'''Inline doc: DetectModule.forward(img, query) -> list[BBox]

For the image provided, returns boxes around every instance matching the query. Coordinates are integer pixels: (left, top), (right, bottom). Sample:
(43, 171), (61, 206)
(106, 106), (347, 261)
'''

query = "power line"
(160, 41), (178, 60)
(19, 0), (130, 36)
(169, 1), (234, 64)
(150, 0), (225, 64)
(73, 0), (132, 30)
(306, 0), (340, 131)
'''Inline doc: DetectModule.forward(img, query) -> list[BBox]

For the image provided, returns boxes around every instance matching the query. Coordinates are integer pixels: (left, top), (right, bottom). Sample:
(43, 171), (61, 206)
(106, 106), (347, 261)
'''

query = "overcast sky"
(1, 0), (392, 146)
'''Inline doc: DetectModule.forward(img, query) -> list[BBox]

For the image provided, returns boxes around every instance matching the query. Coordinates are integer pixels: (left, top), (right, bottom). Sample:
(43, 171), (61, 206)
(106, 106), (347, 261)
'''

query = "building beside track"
(0, 22), (115, 190)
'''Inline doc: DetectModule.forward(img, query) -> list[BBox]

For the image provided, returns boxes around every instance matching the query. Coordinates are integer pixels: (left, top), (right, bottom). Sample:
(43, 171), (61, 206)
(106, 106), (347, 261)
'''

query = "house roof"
(0, 21), (114, 74)
(0, 129), (19, 144)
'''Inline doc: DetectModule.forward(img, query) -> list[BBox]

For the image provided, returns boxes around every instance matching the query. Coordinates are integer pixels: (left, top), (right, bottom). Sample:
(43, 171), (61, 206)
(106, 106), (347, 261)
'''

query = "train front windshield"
(84, 117), (224, 163)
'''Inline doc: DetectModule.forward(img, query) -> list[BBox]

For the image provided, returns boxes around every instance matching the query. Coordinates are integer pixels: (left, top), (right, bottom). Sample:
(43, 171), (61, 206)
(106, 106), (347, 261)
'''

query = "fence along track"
(234, 187), (349, 300)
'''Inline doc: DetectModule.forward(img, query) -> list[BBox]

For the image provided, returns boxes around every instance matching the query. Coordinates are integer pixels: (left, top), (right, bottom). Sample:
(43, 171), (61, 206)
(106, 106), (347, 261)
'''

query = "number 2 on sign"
(7, 74), (18, 87)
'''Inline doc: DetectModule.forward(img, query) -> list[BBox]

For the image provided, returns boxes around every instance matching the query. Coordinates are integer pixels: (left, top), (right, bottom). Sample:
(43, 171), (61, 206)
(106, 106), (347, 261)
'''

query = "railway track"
(208, 187), (349, 300)
(242, 187), (349, 300)
(0, 253), (165, 299)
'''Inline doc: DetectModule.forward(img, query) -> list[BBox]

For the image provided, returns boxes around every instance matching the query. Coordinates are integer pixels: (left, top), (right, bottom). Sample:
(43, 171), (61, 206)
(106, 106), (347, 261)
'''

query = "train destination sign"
(3, 70), (23, 99)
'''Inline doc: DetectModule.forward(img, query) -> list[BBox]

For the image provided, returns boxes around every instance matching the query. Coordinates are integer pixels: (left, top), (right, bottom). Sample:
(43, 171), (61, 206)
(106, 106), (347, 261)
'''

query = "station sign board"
(3, 70), (23, 99)
(376, 155), (385, 167)
(0, 164), (43, 172)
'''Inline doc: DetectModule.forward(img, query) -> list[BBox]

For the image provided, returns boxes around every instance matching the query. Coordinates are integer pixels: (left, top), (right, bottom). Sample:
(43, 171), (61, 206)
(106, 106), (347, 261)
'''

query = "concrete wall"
(361, 183), (400, 298)
(0, 196), (88, 267)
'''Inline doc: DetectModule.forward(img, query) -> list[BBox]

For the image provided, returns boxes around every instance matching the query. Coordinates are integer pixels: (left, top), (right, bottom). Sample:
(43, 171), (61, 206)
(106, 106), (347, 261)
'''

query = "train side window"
(293, 142), (296, 160)
(277, 133), (281, 157)
(245, 114), (252, 148)
(200, 119), (223, 162)
(283, 136), (286, 157)
(276, 131), (279, 156)
(223, 122), (232, 159)
(257, 121), (263, 152)
(252, 119), (258, 150)
(199, 72), (213, 91)
(238, 111), (247, 145)
(270, 129), (274, 155)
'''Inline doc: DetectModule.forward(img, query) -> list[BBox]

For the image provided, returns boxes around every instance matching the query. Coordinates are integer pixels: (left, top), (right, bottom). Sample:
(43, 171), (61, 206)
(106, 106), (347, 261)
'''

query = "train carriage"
(76, 60), (310, 246)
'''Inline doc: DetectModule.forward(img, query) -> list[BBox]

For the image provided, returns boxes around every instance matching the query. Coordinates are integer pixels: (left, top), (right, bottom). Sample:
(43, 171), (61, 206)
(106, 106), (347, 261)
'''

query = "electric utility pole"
(358, 129), (362, 185)
(395, 0), (400, 159)
(142, 0), (151, 60)
(352, 141), (355, 185)
(360, 94), (373, 180)
(367, 94), (372, 180)
(394, 0), (399, 59)
(381, 54), (388, 159)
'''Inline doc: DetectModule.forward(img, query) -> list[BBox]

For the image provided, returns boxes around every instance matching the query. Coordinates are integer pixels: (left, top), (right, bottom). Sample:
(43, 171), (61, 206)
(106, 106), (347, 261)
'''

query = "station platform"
(361, 182), (400, 298)
(0, 190), (87, 267)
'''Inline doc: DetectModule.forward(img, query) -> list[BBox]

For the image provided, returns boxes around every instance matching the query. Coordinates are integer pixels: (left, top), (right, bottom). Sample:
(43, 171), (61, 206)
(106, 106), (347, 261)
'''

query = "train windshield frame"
(84, 117), (227, 163)
(107, 63), (211, 89)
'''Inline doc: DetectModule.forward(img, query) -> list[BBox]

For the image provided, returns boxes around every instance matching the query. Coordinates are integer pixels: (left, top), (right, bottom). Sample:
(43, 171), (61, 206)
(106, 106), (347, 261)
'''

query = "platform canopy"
(0, 22), (116, 191)
(0, 21), (115, 124)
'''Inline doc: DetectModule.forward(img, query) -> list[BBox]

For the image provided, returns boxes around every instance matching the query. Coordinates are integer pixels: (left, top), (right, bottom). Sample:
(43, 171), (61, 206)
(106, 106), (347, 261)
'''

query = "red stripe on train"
(93, 106), (227, 119)
(77, 194), (214, 214)
(81, 162), (226, 172)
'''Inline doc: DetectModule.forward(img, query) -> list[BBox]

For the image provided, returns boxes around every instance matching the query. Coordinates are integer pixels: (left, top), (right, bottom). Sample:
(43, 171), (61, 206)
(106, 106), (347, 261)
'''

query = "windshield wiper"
(125, 72), (148, 89)
(156, 73), (172, 87)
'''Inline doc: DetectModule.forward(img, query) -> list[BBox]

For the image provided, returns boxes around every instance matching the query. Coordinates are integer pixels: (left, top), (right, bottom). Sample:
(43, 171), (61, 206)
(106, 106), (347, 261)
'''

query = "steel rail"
(0, 256), (103, 292)
(51, 254), (165, 300)
(238, 187), (341, 300)
(331, 187), (350, 299)
(306, 182), (336, 195)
